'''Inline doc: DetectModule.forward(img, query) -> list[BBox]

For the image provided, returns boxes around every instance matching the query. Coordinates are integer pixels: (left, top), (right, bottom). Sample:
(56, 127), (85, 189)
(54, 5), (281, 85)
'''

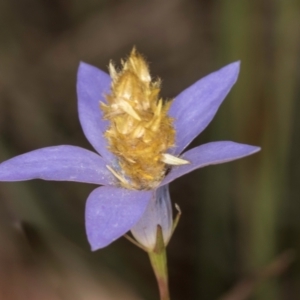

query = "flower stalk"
(148, 225), (170, 300)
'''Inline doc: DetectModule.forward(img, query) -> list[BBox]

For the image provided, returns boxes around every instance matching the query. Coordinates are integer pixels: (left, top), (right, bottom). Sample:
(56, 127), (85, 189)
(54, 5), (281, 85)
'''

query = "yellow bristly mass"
(101, 48), (188, 190)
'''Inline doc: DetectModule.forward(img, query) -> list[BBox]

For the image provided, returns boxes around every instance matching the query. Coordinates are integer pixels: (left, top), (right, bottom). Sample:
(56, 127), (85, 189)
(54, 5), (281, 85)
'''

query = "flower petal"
(161, 141), (260, 186)
(77, 62), (116, 163)
(169, 62), (240, 155)
(85, 186), (152, 250)
(0, 145), (116, 186)
(131, 185), (173, 250)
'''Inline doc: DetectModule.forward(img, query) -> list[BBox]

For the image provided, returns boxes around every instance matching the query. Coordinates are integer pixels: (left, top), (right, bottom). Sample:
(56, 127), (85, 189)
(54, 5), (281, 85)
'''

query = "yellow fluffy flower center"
(101, 48), (187, 190)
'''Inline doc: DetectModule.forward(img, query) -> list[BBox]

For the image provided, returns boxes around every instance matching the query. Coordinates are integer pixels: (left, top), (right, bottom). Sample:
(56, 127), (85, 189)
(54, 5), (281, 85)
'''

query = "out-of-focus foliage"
(0, 0), (299, 299)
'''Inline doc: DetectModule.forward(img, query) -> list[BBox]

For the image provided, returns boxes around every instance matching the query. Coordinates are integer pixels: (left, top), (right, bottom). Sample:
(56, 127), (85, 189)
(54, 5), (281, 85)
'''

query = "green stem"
(148, 225), (170, 300)
(148, 248), (169, 300)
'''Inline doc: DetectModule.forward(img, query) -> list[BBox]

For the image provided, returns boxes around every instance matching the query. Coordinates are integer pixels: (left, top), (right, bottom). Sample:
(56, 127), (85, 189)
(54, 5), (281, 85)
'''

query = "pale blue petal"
(0, 145), (116, 186)
(161, 141), (260, 186)
(85, 186), (152, 250)
(131, 185), (173, 250)
(169, 62), (240, 155)
(77, 62), (116, 163)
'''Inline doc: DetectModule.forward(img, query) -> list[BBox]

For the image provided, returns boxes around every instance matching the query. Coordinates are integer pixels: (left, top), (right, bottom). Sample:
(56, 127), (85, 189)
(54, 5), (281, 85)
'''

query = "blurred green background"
(0, 0), (299, 299)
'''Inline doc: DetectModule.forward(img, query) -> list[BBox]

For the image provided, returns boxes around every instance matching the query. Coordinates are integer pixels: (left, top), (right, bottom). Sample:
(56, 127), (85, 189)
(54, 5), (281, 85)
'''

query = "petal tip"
(77, 61), (109, 80)
(90, 243), (104, 252)
(87, 235), (112, 251)
(225, 61), (241, 79)
(232, 60), (241, 67)
(77, 61), (96, 74)
(251, 145), (261, 154)
(79, 60), (87, 66)
(90, 245), (98, 252)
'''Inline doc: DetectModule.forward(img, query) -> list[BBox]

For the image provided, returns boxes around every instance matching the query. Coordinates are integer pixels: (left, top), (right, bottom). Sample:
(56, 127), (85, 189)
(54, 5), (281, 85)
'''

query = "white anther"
(161, 153), (190, 165)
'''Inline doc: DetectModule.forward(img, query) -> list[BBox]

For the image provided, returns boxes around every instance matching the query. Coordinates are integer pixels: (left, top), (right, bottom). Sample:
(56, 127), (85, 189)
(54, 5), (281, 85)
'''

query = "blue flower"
(0, 52), (260, 251)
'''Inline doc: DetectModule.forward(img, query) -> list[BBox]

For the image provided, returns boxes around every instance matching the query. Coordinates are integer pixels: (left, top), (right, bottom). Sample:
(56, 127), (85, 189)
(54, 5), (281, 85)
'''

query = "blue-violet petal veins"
(131, 185), (173, 250)
(85, 186), (152, 250)
(0, 145), (116, 186)
(77, 62), (116, 164)
(160, 141), (260, 187)
(169, 62), (240, 155)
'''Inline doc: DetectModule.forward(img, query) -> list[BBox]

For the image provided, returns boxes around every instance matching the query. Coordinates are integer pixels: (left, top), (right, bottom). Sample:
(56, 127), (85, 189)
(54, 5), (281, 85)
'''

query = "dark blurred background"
(0, 0), (299, 299)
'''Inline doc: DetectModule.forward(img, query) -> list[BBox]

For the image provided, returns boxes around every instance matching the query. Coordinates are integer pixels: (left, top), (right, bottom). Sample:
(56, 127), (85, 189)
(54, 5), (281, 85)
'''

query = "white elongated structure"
(131, 185), (173, 250)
